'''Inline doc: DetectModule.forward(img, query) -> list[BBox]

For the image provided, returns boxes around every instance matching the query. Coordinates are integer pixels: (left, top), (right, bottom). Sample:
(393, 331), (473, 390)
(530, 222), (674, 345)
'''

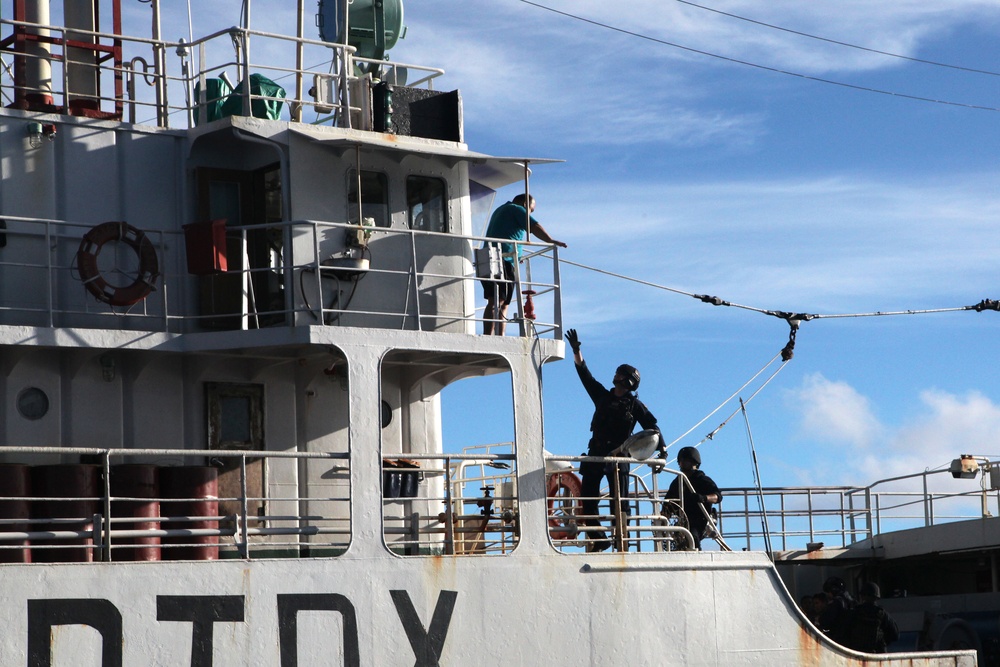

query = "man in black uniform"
(564, 329), (658, 552)
(665, 446), (721, 549)
(844, 582), (898, 653)
(818, 576), (855, 646)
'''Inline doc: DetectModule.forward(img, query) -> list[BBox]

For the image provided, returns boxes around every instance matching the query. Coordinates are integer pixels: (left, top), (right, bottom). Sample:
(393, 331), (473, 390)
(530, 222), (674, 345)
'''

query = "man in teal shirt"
(481, 194), (567, 335)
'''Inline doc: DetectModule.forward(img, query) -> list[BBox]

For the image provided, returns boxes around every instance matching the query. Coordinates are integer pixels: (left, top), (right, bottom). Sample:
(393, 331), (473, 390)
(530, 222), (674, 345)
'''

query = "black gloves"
(697, 494), (709, 504)
(565, 328), (581, 354)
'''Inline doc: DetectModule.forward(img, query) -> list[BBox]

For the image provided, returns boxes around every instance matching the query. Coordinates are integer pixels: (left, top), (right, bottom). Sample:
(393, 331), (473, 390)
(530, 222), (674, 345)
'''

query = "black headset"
(616, 364), (640, 391)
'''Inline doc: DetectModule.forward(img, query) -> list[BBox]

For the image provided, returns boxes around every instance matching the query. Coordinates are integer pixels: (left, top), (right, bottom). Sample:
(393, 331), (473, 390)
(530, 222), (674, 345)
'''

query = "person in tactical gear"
(843, 582), (898, 654)
(818, 576), (855, 645)
(665, 446), (721, 549)
(564, 328), (657, 552)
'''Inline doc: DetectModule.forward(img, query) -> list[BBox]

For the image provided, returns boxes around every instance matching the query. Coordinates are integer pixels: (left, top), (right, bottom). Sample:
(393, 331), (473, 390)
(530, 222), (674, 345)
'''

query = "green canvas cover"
(221, 73), (286, 120)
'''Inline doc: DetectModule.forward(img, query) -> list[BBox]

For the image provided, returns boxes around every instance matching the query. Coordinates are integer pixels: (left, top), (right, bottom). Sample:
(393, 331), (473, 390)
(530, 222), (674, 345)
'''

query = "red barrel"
(31, 464), (100, 563)
(159, 466), (219, 560)
(0, 464), (31, 563)
(110, 464), (160, 561)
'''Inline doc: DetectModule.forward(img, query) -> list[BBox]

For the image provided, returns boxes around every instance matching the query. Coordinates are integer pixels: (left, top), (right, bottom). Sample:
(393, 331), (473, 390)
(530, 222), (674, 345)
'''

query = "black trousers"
(580, 459), (630, 533)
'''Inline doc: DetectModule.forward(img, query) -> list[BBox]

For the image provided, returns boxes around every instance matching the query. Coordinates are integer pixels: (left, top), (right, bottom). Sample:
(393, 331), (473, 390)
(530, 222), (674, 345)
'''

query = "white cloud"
(782, 375), (1000, 488)
(894, 389), (1000, 461)
(787, 373), (882, 448)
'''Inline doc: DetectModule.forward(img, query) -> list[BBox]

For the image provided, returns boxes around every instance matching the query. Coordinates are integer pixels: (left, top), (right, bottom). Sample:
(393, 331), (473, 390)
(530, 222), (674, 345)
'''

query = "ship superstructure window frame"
(406, 175), (448, 233)
(347, 169), (390, 228)
(380, 350), (518, 557)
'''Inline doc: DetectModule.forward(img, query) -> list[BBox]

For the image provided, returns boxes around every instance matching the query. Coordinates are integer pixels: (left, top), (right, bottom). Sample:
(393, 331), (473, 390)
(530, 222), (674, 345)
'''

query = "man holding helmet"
(665, 446), (722, 549)
(564, 329), (658, 552)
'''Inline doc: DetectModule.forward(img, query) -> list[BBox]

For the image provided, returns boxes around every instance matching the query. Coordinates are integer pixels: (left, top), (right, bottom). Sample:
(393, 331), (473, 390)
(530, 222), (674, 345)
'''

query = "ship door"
(196, 167), (284, 329)
(205, 382), (265, 540)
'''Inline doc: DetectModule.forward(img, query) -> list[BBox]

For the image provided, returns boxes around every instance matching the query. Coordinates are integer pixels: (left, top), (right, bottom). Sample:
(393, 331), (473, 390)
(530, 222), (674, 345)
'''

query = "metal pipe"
(64, 0), (99, 107)
(21, 0), (53, 106)
(240, 455), (250, 557)
(294, 0), (304, 122)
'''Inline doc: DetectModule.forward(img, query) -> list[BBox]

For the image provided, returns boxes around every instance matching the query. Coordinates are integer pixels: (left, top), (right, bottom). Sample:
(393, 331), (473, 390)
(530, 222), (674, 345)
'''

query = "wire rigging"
(673, 0), (1000, 78)
(563, 258), (997, 453)
(561, 258), (999, 324)
(515, 0), (1000, 113)
(740, 398), (772, 558)
(662, 351), (783, 452)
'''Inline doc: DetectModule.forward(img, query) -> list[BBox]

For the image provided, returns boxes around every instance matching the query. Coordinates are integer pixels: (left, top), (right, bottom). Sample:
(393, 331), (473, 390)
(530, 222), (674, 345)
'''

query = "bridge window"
(347, 170), (390, 228)
(406, 176), (447, 232)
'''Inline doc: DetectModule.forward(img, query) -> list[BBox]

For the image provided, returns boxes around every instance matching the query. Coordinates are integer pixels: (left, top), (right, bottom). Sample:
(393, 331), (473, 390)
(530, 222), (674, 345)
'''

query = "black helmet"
(677, 446), (701, 465)
(823, 576), (847, 594)
(859, 582), (881, 599)
(615, 364), (640, 391)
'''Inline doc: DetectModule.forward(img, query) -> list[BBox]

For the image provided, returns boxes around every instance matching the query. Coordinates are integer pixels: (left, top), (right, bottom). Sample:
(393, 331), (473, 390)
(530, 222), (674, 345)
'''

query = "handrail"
(717, 472), (1000, 552)
(0, 445), (351, 562)
(543, 453), (730, 552)
(0, 18), (444, 129)
(0, 216), (563, 340)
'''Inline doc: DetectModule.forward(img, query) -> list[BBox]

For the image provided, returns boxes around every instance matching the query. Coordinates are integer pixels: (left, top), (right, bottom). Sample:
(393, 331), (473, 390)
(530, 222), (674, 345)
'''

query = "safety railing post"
(551, 246), (562, 336)
(92, 513), (104, 561)
(408, 230), (422, 330)
(443, 456), (455, 555)
(240, 454), (249, 558)
(923, 471), (931, 527)
(102, 451), (112, 561)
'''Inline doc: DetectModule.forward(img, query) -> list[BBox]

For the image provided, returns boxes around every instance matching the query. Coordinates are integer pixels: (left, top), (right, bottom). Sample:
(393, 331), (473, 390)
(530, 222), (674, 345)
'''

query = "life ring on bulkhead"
(76, 221), (160, 306)
(546, 471), (583, 540)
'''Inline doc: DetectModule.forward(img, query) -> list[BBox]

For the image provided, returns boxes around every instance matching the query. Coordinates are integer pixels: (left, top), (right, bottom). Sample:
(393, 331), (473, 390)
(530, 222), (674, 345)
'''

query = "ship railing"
(0, 17), (444, 129)
(0, 216), (563, 340)
(543, 453), (729, 553)
(381, 451), (519, 556)
(717, 467), (1000, 552)
(0, 446), (351, 563)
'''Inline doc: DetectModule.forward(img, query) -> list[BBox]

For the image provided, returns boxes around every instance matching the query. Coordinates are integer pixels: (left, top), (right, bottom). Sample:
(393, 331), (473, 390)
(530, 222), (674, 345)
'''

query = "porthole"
(16, 387), (49, 421)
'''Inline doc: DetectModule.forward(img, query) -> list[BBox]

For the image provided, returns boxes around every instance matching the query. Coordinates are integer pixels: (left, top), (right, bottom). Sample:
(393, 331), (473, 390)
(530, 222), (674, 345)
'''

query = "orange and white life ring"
(76, 221), (159, 307)
(546, 471), (582, 540)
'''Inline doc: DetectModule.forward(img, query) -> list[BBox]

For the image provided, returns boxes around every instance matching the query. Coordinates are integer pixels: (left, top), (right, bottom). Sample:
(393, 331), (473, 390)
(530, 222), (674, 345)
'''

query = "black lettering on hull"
(390, 590), (458, 667)
(156, 595), (245, 667)
(27, 599), (123, 667)
(23, 589), (458, 666)
(278, 593), (360, 667)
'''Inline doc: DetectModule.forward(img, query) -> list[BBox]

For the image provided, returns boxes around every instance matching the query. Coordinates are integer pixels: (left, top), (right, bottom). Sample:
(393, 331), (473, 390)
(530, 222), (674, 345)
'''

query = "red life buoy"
(76, 221), (160, 307)
(546, 471), (582, 540)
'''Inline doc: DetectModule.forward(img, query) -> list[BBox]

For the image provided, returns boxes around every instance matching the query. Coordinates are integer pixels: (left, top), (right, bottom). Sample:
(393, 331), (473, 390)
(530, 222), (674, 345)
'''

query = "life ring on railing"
(546, 471), (582, 540)
(76, 221), (160, 306)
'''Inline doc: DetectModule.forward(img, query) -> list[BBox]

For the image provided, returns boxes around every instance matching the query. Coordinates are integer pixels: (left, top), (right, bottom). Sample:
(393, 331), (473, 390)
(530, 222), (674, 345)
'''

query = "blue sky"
(147, 2), (1000, 496)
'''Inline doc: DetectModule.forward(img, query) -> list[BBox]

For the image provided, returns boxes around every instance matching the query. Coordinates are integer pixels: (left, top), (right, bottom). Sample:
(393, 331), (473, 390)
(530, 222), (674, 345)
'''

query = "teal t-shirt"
(485, 201), (539, 262)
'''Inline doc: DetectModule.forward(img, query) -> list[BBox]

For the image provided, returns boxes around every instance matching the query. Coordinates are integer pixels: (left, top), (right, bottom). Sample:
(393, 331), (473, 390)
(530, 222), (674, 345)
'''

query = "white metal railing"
(0, 18), (444, 129)
(718, 467), (1000, 552)
(0, 216), (563, 339)
(381, 450), (519, 556)
(543, 454), (729, 553)
(0, 446), (350, 562)
(0, 445), (746, 562)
